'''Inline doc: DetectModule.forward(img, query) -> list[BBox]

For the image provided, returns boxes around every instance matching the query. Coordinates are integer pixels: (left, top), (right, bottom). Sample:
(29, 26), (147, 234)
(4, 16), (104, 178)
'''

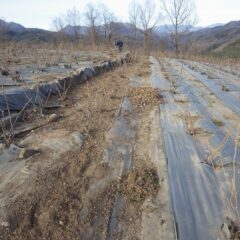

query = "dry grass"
(128, 87), (163, 111)
(119, 168), (159, 203)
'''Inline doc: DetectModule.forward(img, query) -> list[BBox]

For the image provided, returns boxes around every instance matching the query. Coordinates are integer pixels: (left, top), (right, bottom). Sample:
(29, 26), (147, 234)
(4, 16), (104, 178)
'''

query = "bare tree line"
(128, 0), (197, 56)
(51, 3), (116, 49)
(0, 19), (7, 42)
(161, 0), (198, 57)
(0, 0), (198, 56)
(59, 0), (197, 56)
(129, 0), (161, 55)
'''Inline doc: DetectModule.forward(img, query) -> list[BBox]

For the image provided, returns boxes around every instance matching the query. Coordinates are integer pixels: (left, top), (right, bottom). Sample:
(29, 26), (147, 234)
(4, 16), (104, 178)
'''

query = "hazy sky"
(0, 0), (239, 30)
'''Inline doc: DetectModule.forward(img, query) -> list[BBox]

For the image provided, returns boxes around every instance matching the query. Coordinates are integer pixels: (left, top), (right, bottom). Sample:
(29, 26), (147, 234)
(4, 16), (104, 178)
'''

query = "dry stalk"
(184, 111), (197, 135)
(206, 127), (240, 223)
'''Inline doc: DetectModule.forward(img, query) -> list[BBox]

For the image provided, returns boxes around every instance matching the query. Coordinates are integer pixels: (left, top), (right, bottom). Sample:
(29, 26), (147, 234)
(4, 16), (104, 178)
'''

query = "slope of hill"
(184, 21), (240, 57)
(9, 28), (60, 43)
(206, 23), (224, 28)
(0, 19), (59, 43)
(154, 24), (202, 36)
(0, 19), (25, 33)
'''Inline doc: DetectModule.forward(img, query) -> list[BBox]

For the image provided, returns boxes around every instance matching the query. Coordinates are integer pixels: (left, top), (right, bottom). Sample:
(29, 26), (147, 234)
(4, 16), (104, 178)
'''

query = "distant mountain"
(154, 25), (169, 35)
(12, 28), (59, 42)
(154, 24), (202, 36)
(63, 22), (141, 37)
(182, 20), (240, 57)
(108, 22), (135, 38)
(61, 22), (144, 42)
(0, 19), (144, 43)
(206, 23), (224, 28)
(0, 19), (25, 33)
(0, 19), (59, 43)
(6, 22), (25, 33)
(62, 25), (88, 36)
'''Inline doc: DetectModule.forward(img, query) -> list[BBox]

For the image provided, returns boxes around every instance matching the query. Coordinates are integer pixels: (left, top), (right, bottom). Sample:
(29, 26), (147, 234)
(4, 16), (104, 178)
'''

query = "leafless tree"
(138, 0), (161, 54)
(85, 4), (100, 48)
(98, 3), (116, 46)
(0, 19), (7, 42)
(161, 0), (198, 57)
(65, 7), (81, 41)
(128, 0), (140, 55)
(51, 15), (68, 43)
(51, 16), (65, 32)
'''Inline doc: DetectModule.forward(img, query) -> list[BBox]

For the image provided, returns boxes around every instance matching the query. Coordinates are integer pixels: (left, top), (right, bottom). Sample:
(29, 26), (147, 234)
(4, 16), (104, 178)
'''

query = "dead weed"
(128, 87), (164, 111)
(119, 168), (159, 203)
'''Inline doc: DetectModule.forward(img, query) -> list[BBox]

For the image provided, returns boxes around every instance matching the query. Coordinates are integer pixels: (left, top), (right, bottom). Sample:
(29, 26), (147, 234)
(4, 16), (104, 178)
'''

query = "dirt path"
(0, 58), (175, 239)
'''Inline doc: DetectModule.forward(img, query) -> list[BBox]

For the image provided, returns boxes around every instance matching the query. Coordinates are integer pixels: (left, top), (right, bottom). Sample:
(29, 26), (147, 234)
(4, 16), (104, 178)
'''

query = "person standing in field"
(115, 40), (123, 52)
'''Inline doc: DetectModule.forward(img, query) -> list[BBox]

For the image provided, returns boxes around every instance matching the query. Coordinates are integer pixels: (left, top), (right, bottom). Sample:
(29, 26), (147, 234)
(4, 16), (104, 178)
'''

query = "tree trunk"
(175, 24), (179, 58)
(132, 27), (137, 57)
(144, 31), (149, 54)
(91, 27), (96, 49)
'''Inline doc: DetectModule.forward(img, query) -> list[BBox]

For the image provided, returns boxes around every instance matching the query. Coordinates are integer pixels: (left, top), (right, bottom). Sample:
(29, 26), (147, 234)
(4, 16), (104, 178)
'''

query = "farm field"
(152, 57), (240, 239)
(0, 52), (240, 240)
(0, 47), (112, 89)
(0, 0), (239, 239)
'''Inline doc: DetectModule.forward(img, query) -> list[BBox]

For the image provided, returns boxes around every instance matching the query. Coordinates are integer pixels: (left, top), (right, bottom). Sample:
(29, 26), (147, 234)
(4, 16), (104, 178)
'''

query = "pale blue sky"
(0, 0), (239, 29)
